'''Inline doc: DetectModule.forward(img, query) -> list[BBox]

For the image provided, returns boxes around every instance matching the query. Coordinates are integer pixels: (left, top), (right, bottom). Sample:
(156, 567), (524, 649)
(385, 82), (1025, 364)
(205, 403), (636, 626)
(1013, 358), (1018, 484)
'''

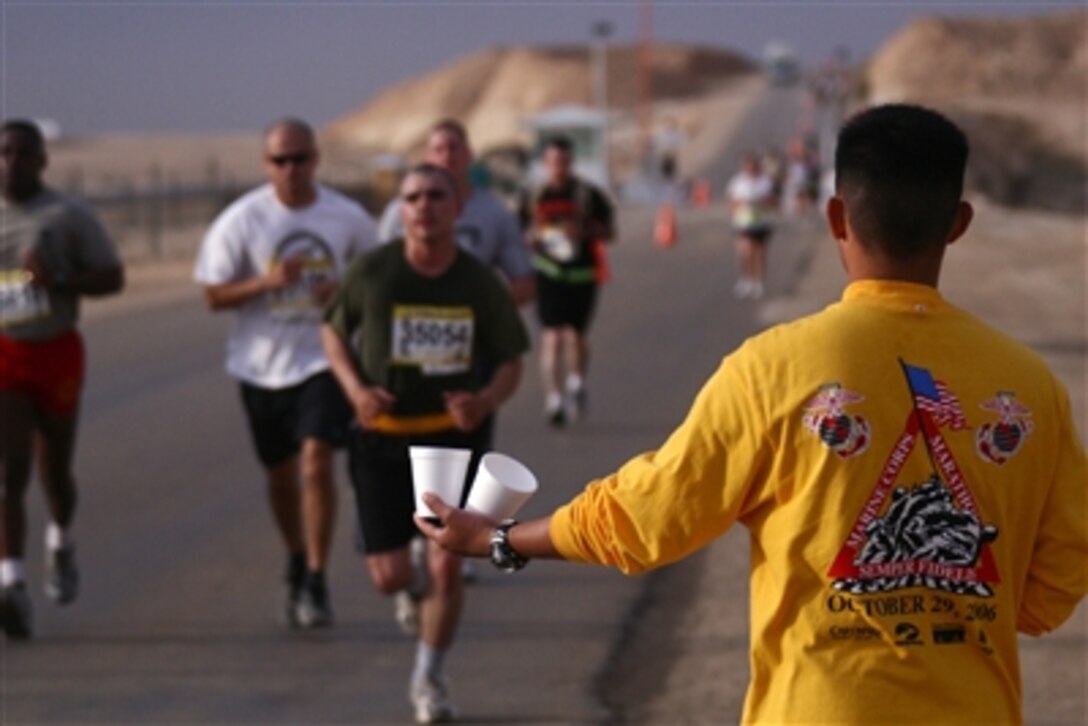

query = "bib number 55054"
(392, 306), (474, 376)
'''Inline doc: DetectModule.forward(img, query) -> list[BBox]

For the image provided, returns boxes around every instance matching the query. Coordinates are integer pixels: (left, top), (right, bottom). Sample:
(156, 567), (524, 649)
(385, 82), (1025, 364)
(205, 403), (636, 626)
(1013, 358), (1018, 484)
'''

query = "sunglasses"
(403, 189), (449, 204)
(267, 152), (313, 167)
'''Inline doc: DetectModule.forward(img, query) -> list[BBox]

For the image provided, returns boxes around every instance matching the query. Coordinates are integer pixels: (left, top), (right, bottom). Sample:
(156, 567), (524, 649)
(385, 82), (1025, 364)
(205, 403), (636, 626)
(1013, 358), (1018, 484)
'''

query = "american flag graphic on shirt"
(903, 364), (968, 430)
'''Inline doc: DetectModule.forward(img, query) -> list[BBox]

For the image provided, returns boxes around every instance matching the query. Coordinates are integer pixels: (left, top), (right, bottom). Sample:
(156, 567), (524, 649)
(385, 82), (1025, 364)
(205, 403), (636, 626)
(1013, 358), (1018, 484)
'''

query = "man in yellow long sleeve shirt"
(417, 105), (1087, 724)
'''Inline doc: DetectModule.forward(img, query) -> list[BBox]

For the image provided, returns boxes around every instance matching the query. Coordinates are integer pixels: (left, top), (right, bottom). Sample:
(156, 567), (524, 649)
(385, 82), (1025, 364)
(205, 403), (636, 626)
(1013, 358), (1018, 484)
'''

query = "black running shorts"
(535, 274), (599, 332)
(239, 371), (352, 467)
(347, 427), (484, 554)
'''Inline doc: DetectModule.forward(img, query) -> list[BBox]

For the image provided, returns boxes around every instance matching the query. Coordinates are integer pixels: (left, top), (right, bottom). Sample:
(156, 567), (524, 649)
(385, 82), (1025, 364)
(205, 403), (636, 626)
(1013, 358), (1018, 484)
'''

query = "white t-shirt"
(726, 172), (775, 229)
(378, 188), (531, 282)
(194, 183), (378, 388)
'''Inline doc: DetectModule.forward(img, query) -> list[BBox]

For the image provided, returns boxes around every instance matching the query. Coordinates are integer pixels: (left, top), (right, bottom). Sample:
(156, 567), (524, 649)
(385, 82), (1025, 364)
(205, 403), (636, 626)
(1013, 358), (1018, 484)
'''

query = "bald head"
(262, 117), (319, 207)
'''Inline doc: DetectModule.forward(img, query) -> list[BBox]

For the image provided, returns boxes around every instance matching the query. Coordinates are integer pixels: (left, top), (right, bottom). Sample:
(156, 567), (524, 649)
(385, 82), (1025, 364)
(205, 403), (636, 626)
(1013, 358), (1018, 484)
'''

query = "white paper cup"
(465, 452), (538, 521)
(409, 446), (473, 520)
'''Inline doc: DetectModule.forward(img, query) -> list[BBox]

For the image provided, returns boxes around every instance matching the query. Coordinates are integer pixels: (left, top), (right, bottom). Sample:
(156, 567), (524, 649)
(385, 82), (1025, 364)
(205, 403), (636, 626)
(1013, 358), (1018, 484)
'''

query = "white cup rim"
(479, 452), (538, 494)
(409, 446), (472, 459)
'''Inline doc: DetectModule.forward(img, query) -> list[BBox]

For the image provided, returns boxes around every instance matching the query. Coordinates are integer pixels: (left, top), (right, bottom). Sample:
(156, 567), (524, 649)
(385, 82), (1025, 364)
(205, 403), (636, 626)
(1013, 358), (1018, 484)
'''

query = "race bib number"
(391, 305), (474, 376)
(0, 270), (51, 326)
(733, 205), (761, 228)
(541, 226), (576, 263)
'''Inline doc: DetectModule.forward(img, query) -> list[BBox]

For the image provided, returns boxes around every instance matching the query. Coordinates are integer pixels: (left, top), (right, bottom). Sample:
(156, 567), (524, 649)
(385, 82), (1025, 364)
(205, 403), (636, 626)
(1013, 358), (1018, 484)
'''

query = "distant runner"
(523, 137), (614, 427)
(726, 152), (776, 300)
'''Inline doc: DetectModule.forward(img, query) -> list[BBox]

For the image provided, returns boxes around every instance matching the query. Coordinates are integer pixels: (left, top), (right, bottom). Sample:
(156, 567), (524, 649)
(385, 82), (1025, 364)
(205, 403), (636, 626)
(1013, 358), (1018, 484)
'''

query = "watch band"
(489, 519), (530, 573)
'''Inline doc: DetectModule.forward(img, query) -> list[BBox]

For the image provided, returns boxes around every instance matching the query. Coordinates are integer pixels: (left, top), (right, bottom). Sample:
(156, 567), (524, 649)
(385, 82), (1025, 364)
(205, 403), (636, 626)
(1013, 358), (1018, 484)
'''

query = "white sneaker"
(394, 537), (427, 635)
(395, 590), (421, 636)
(544, 391), (566, 428)
(410, 673), (456, 724)
(732, 278), (752, 299)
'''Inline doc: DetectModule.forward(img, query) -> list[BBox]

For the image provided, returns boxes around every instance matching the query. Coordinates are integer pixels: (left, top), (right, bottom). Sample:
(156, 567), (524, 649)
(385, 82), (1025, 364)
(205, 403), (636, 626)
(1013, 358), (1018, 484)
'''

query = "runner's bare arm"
(55, 266), (124, 296)
(22, 249), (124, 296)
(201, 256), (303, 311)
(443, 358), (522, 431)
(415, 492), (562, 560)
(508, 275), (535, 307)
(319, 323), (395, 427)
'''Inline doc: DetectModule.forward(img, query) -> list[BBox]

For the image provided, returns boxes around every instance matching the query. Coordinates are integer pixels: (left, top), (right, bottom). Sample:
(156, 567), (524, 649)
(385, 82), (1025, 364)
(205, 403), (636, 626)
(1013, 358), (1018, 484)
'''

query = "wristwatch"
(489, 520), (530, 573)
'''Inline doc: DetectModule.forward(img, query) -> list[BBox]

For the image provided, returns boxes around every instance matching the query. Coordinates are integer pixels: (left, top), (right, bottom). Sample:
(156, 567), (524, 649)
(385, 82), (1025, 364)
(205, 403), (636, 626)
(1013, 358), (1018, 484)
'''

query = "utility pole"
(592, 20), (613, 192)
(639, 0), (654, 178)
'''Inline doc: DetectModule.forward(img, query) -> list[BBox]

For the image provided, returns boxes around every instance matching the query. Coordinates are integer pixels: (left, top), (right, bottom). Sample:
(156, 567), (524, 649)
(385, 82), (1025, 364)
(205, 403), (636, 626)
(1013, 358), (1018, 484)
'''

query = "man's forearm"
(507, 516), (563, 560)
(203, 275), (273, 311)
(478, 359), (522, 414)
(508, 276), (535, 307)
(320, 324), (366, 401)
(67, 266), (124, 296)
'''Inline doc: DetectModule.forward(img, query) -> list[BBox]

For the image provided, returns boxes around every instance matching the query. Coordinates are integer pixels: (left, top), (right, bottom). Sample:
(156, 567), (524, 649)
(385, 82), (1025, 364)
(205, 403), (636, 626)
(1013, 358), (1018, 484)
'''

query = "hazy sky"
(2, 1), (1077, 136)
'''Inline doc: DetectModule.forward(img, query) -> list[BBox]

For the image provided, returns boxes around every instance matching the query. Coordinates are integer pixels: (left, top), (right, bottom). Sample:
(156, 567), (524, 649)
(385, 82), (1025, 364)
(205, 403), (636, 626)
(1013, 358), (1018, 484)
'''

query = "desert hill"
(324, 43), (755, 157)
(865, 9), (1086, 212)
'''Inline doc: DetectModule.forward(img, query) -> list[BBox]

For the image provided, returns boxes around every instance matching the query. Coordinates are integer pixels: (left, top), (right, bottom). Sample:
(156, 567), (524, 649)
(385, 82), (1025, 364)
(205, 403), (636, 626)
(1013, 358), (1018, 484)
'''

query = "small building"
(524, 105), (610, 191)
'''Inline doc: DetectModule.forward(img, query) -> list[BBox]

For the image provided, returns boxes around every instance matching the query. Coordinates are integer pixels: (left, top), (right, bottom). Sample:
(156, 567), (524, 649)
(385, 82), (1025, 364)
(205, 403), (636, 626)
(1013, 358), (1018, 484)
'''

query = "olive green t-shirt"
(324, 240), (529, 418)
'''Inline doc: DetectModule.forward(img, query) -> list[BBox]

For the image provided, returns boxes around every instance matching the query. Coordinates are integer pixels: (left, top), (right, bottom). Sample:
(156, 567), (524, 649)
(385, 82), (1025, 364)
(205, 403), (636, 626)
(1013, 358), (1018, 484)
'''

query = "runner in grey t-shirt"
(377, 120), (533, 307)
(0, 120), (125, 639)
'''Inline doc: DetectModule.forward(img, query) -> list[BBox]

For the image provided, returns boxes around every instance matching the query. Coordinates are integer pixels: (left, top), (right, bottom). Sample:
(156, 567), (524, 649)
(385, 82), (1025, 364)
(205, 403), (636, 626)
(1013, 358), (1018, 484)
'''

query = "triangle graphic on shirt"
(827, 364), (1001, 598)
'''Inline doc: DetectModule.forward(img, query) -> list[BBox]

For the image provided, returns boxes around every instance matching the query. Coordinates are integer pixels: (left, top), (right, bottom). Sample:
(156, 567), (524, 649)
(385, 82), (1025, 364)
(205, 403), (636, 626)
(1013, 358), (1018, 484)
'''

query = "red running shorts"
(0, 329), (85, 416)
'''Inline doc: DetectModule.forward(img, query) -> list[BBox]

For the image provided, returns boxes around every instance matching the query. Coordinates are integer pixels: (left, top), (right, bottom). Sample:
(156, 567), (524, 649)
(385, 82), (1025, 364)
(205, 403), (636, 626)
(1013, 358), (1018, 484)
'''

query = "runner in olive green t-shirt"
(322, 163), (528, 725)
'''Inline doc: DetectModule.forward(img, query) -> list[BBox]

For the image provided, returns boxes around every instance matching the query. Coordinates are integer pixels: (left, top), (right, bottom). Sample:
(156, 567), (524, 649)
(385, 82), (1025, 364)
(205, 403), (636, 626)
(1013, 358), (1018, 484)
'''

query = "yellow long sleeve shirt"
(551, 280), (1086, 725)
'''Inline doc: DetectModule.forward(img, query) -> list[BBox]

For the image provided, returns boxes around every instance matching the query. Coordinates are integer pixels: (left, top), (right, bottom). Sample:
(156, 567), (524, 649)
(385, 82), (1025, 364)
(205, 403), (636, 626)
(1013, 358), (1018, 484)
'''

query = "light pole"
(592, 20), (613, 191)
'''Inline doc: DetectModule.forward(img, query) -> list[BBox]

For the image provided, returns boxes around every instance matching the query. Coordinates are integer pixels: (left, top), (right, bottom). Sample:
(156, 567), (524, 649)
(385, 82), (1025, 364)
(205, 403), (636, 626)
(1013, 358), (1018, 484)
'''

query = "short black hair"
(405, 162), (458, 199)
(835, 104), (968, 260)
(544, 136), (574, 154)
(1, 119), (46, 151)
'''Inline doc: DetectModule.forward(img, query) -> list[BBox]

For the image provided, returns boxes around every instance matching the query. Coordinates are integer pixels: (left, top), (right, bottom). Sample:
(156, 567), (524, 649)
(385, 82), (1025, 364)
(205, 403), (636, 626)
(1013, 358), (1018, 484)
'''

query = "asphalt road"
(2, 86), (813, 724)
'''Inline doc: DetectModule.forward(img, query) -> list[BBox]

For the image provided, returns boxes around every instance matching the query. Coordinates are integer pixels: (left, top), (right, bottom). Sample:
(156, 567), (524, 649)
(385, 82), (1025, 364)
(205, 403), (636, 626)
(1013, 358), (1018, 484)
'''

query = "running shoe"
(410, 672), (456, 724)
(284, 553), (306, 628)
(544, 392), (566, 428)
(44, 545), (79, 605)
(295, 572), (334, 629)
(395, 590), (421, 636)
(733, 278), (752, 299)
(1, 583), (33, 640)
(566, 384), (589, 422)
(395, 537), (427, 635)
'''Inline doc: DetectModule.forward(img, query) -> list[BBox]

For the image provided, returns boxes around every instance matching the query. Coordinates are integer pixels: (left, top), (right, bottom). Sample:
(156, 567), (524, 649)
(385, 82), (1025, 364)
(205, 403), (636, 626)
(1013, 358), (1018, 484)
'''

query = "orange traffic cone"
(690, 178), (711, 208)
(654, 203), (678, 248)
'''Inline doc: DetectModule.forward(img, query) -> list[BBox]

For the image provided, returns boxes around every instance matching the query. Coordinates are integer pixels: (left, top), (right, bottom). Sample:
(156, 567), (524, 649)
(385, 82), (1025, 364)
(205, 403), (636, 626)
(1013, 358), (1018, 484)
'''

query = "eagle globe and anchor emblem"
(802, 383), (871, 459)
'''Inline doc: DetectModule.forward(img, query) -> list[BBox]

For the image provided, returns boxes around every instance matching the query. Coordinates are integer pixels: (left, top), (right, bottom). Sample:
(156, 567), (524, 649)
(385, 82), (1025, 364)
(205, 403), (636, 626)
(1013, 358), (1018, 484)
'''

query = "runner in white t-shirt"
(194, 118), (378, 629)
(726, 152), (777, 300)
